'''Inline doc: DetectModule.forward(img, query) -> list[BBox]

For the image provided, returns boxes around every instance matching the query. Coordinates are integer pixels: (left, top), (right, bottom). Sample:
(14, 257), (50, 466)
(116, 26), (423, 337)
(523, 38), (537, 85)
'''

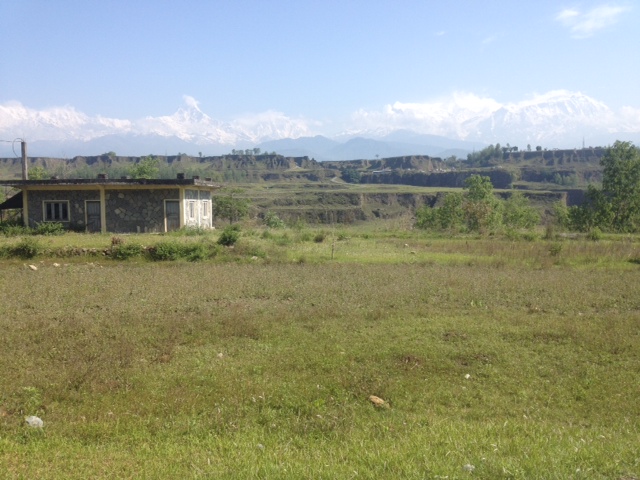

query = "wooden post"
(21, 141), (28, 180)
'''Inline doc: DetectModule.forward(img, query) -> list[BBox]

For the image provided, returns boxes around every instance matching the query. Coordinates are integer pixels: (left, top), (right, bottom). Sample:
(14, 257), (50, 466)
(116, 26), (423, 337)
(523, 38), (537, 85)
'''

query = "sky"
(1, 0), (639, 144)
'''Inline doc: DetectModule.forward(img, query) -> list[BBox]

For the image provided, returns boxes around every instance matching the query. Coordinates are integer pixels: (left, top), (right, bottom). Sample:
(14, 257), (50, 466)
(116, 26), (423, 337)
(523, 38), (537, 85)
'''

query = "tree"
(570, 141), (640, 232)
(416, 176), (518, 234)
(463, 175), (503, 232)
(130, 155), (159, 179)
(502, 192), (540, 229)
(28, 166), (49, 180)
(213, 189), (250, 224)
(253, 148), (261, 155)
(341, 167), (361, 184)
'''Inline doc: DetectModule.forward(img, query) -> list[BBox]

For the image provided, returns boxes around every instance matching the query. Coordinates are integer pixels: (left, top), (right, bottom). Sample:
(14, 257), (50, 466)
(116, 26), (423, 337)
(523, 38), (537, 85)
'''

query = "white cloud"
(182, 95), (201, 111)
(555, 4), (631, 38)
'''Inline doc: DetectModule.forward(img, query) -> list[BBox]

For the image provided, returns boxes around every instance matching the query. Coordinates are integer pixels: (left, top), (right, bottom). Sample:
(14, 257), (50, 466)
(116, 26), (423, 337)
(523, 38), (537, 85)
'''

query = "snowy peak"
(0, 90), (638, 157)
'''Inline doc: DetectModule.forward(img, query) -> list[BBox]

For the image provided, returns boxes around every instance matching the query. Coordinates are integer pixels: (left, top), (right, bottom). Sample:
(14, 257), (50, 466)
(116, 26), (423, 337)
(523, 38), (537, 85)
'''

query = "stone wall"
(26, 189), (99, 230)
(105, 188), (177, 233)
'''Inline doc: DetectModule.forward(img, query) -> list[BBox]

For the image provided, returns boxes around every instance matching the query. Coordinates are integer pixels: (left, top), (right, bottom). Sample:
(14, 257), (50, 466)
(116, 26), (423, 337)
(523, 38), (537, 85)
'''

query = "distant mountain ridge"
(1, 90), (639, 158)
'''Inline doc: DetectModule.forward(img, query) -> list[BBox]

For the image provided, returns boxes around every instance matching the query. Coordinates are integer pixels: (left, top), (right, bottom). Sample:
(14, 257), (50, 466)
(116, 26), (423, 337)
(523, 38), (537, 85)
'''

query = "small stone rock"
(25, 416), (43, 428)
(463, 464), (475, 472)
(53, 263), (60, 267)
(465, 374), (471, 379)
(369, 395), (387, 408)
(28, 265), (38, 271)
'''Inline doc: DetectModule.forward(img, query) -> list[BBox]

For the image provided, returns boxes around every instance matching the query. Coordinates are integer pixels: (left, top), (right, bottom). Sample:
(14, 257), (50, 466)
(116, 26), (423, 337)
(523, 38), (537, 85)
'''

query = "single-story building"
(0, 174), (220, 233)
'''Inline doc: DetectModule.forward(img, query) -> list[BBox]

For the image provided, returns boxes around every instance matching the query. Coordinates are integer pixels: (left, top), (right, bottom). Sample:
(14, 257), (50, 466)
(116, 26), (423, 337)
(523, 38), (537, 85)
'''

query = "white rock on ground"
(25, 416), (44, 428)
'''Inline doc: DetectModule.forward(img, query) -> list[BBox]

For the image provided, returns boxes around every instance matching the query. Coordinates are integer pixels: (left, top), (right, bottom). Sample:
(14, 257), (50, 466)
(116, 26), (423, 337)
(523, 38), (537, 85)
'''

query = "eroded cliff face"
(251, 191), (564, 225)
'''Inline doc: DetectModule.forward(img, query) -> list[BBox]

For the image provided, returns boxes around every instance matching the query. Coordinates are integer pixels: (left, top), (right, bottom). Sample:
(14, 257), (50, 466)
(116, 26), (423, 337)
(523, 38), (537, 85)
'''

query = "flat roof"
(0, 178), (220, 188)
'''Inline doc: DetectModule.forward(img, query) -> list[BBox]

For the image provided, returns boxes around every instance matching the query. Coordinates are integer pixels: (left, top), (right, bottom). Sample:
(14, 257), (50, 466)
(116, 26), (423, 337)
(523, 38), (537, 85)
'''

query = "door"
(86, 201), (101, 233)
(165, 200), (180, 231)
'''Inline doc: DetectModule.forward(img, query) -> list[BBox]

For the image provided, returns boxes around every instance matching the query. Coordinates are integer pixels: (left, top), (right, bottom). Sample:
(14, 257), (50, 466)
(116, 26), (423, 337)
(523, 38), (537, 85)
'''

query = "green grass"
(0, 228), (639, 478)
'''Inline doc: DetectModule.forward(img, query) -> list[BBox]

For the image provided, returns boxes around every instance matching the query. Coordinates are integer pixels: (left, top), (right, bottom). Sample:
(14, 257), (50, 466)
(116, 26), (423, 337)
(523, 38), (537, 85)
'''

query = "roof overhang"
(0, 178), (220, 188)
(0, 191), (23, 210)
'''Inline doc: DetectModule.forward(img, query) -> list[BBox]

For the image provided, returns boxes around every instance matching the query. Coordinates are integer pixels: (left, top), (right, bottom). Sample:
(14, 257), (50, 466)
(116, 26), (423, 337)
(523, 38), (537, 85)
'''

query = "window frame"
(187, 200), (197, 220)
(43, 200), (70, 222)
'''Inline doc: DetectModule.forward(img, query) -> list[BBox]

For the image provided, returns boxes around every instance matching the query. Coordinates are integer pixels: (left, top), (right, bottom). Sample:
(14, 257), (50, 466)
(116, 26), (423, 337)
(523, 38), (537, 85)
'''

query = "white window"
(187, 201), (196, 220)
(44, 201), (70, 222)
(202, 200), (210, 218)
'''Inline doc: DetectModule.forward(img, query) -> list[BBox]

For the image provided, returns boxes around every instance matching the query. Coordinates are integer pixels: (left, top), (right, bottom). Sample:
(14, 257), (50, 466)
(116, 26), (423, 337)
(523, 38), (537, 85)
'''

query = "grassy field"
(0, 226), (639, 478)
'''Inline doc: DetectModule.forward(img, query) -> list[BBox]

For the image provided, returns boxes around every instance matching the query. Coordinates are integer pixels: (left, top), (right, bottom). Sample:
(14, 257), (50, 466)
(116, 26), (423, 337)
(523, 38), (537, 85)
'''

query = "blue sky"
(1, 0), (639, 144)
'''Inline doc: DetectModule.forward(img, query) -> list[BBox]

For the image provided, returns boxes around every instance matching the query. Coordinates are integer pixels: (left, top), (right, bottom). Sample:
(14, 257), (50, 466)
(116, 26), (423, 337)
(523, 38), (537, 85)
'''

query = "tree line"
(417, 141), (640, 234)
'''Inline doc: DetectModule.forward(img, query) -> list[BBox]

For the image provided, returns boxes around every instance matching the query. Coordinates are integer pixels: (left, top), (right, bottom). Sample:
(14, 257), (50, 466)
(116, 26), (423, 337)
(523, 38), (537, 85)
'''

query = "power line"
(0, 138), (25, 158)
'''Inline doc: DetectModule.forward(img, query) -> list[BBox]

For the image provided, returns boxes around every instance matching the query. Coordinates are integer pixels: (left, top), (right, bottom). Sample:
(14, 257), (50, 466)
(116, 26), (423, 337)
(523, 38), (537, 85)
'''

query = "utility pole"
(21, 140), (28, 180)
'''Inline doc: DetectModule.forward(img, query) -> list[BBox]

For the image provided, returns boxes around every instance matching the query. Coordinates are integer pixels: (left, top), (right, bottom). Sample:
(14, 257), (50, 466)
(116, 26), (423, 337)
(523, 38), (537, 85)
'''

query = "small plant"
(544, 224), (556, 240)
(264, 211), (285, 229)
(12, 237), (41, 259)
(313, 232), (326, 243)
(548, 242), (563, 257)
(149, 241), (183, 261)
(111, 236), (124, 246)
(0, 220), (30, 237)
(184, 243), (210, 262)
(34, 222), (65, 236)
(217, 225), (241, 246)
(587, 227), (603, 241)
(110, 242), (145, 260)
(167, 226), (209, 237)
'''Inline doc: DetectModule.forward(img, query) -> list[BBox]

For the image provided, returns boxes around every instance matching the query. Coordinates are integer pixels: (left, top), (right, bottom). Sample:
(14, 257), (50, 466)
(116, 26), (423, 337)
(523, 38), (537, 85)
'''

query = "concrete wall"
(184, 189), (212, 229)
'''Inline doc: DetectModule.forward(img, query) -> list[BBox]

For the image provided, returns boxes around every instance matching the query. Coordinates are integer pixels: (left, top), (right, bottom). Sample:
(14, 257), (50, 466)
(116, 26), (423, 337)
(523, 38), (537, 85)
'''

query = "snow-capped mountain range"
(1, 91), (638, 159)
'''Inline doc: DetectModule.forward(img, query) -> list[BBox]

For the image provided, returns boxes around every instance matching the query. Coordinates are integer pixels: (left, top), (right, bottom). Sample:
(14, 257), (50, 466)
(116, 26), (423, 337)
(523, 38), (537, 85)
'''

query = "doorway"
(85, 200), (101, 233)
(165, 200), (180, 231)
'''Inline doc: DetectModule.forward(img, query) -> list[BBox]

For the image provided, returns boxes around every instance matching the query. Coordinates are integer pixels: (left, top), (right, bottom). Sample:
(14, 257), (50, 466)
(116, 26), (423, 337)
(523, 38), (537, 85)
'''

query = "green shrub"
(11, 237), (41, 259)
(548, 243), (563, 257)
(149, 241), (183, 261)
(34, 222), (65, 236)
(110, 243), (145, 260)
(2, 225), (30, 237)
(314, 232), (326, 243)
(184, 243), (210, 262)
(167, 226), (209, 237)
(587, 227), (603, 242)
(217, 225), (241, 246)
(0, 220), (30, 237)
(264, 211), (285, 229)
